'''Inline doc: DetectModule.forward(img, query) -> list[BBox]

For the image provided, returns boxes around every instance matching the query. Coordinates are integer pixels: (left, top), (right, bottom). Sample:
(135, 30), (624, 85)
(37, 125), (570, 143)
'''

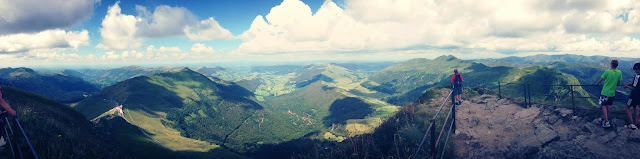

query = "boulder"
(555, 108), (573, 118)
(535, 125), (558, 146)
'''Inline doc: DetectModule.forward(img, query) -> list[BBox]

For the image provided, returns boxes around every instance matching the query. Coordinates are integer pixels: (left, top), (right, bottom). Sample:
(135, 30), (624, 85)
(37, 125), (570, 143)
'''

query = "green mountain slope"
(0, 68), (99, 103)
(74, 68), (302, 156)
(65, 66), (179, 88)
(0, 87), (135, 158)
(360, 55), (511, 104)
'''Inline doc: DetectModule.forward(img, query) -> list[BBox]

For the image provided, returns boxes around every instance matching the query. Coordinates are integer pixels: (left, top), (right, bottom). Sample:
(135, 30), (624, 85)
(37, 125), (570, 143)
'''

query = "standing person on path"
(624, 63), (640, 130)
(597, 60), (623, 128)
(451, 69), (464, 105)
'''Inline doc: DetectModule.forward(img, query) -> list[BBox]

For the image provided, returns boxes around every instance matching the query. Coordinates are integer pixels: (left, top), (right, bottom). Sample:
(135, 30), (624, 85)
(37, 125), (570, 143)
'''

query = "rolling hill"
(0, 68), (99, 103)
(62, 66), (179, 88)
(0, 86), (177, 158)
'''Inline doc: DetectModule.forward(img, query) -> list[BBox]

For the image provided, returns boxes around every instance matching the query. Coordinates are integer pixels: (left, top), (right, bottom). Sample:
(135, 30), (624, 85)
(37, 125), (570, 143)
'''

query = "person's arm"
(460, 74), (464, 82)
(450, 75), (455, 83)
(0, 88), (16, 116)
(597, 78), (603, 85)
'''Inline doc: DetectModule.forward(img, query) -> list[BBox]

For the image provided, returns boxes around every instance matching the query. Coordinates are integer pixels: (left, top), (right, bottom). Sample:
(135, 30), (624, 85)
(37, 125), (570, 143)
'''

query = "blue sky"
(1, 0), (639, 67)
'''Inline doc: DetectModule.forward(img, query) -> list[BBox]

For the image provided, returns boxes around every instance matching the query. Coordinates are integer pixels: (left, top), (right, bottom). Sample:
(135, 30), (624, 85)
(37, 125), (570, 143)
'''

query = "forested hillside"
(0, 68), (99, 103)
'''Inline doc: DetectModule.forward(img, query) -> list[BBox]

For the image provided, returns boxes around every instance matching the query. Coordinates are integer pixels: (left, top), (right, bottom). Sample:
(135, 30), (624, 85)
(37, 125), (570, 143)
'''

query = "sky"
(1, 0), (639, 68)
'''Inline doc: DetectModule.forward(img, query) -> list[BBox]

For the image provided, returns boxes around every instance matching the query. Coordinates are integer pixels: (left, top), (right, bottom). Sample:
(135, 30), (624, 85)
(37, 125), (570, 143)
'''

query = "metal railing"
(412, 90), (457, 159)
(2, 114), (39, 159)
(498, 82), (630, 114)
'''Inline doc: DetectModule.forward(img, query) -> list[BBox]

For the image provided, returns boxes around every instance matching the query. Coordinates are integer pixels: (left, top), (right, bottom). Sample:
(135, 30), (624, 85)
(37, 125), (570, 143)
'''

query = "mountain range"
(0, 54), (638, 158)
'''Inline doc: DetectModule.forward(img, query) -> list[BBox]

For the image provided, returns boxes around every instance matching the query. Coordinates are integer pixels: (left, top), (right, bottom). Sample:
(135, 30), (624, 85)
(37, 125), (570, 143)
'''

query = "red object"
(450, 73), (464, 83)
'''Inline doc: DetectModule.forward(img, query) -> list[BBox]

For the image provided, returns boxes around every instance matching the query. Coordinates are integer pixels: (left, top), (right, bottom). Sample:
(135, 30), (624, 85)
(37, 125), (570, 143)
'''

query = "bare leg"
(603, 106), (609, 122)
(627, 105), (633, 125)
(635, 106), (639, 125)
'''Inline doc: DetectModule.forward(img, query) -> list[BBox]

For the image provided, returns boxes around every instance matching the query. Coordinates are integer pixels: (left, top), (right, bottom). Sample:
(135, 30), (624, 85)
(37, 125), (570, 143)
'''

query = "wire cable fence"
(0, 112), (39, 159)
(498, 82), (631, 115)
(411, 90), (457, 159)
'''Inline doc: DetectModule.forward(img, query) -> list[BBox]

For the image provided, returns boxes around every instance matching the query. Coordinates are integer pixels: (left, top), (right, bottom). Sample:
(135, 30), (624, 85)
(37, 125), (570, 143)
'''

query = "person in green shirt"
(597, 60), (622, 128)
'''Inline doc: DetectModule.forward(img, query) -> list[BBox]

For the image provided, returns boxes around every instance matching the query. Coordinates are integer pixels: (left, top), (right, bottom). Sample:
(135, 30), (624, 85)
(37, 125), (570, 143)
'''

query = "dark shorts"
(599, 96), (614, 106)
(453, 86), (462, 96)
(628, 98), (640, 106)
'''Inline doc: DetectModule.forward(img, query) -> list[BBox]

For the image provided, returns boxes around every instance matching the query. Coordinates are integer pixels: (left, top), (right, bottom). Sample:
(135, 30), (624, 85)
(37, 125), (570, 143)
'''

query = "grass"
(124, 108), (221, 152)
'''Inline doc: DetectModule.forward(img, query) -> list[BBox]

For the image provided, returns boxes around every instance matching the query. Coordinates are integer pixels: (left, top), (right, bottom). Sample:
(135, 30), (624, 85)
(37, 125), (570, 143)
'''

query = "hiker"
(451, 69), (464, 105)
(596, 60), (622, 128)
(624, 63), (640, 130)
(0, 86), (16, 147)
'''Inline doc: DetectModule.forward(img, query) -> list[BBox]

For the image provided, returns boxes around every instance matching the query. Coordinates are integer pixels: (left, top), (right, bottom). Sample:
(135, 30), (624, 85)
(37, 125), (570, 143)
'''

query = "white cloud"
(185, 18), (234, 41)
(237, 0), (640, 58)
(96, 1), (144, 50)
(97, 2), (233, 50)
(0, 0), (93, 35)
(190, 43), (215, 53)
(0, 29), (89, 53)
(136, 5), (197, 38)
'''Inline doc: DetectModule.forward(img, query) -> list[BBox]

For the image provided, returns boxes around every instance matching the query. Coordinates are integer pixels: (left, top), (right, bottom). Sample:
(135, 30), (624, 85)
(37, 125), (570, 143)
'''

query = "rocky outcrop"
(454, 95), (640, 159)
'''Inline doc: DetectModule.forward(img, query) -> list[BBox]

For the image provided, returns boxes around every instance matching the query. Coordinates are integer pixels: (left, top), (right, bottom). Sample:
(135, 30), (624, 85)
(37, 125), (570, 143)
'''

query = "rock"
(571, 116), (578, 120)
(455, 133), (472, 140)
(582, 123), (601, 134)
(543, 114), (560, 125)
(471, 117), (480, 126)
(514, 107), (540, 119)
(628, 131), (640, 143)
(600, 131), (616, 143)
(516, 132), (542, 148)
(555, 108), (573, 117)
(535, 125), (559, 146)
(537, 141), (596, 159)
(611, 118), (626, 128)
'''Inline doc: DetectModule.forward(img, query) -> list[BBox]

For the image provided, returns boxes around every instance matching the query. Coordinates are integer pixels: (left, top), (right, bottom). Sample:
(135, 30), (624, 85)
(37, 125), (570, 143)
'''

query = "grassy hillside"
(360, 55), (511, 105)
(0, 87), (135, 158)
(76, 68), (336, 156)
(0, 68), (99, 103)
(251, 87), (468, 158)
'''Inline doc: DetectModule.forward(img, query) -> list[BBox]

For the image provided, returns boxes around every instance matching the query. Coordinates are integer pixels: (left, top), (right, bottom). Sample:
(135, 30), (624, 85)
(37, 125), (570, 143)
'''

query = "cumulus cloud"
(0, 29), (90, 53)
(96, 2), (144, 50)
(237, 0), (640, 57)
(97, 2), (233, 50)
(185, 18), (234, 41)
(0, 0), (93, 35)
(190, 43), (215, 53)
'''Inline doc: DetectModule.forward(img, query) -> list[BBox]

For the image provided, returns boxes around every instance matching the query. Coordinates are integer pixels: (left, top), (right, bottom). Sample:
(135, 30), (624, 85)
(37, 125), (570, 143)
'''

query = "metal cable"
(412, 90), (453, 159)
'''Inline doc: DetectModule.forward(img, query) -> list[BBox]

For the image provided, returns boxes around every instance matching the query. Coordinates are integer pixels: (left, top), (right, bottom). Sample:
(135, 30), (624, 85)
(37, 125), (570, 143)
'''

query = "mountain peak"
(434, 55), (459, 61)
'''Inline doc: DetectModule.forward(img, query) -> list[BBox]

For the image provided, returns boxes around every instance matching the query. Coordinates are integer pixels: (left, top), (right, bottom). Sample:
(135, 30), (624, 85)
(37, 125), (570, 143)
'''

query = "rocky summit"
(454, 95), (640, 159)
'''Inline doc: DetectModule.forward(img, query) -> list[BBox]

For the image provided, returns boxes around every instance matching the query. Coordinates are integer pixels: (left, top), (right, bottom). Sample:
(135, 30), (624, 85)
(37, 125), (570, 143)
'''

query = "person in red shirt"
(451, 69), (464, 105)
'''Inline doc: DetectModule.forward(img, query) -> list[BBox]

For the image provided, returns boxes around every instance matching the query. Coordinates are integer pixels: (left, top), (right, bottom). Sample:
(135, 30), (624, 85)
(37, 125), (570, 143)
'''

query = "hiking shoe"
(631, 124), (638, 130)
(603, 121), (611, 128)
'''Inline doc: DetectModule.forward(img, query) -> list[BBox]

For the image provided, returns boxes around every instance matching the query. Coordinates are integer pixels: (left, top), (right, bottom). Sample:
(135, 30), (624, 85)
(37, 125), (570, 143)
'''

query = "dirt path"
(454, 95), (640, 159)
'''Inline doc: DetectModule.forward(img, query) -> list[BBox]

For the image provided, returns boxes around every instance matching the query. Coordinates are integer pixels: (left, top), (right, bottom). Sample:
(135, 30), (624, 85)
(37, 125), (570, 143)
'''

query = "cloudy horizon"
(1, 0), (639, 67)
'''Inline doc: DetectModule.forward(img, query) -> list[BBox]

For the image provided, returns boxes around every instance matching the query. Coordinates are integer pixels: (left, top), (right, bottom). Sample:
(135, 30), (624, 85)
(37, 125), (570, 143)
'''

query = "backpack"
(453, 74), (462, 88)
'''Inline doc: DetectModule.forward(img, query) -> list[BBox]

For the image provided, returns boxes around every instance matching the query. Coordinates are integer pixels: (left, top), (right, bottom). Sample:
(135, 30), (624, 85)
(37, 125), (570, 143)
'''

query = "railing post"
(452, 99), (456, 132)
(430, 119), (436, 159)
(498, 82), (502, 99)
(570, 85), (575, 110)
(527, 84), (532, 108)
(523, 84), (527, 107)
